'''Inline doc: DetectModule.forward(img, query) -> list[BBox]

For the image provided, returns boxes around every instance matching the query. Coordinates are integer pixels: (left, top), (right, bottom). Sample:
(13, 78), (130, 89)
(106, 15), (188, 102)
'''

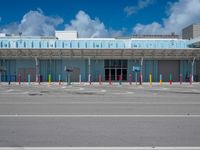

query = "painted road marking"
(101, 89), (106, 92)
(0, 147), (200, 150)
(0, 102), (200, 105)
(0, 115), (199, 117)
(126, 91), (134, 94)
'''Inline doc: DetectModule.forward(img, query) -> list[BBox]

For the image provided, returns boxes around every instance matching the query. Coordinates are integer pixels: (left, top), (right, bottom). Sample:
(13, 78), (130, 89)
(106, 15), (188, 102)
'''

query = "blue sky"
(0, 0), (200, 37)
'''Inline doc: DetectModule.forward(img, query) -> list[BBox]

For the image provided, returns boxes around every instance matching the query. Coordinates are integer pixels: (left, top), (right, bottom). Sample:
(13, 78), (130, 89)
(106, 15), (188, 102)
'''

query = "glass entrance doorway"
(104, 60), (127, 81)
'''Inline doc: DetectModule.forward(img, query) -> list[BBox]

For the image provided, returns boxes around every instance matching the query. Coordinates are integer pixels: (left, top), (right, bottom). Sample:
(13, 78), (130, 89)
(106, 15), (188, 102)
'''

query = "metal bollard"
(159, 74), (162, 85)
(48, 74), (51, 85)
(38, 74), (40, 85)
(18, 74), (21, 85)
(67, 73), (71, 85)
(79, 74), (81, 84)
(88, 74), (91, 85)
(8, 74), (11, 85)
(59, 74), (61, 85)
(135, 73), (138, 85)
(190, 74), (192, 85)
(169, 73), (172, 85)
(129, 74), (132, 85)
(149, 73), (152, 86)
(89, 74), (91, 85)
(140, 73), (142, 85)
(28, 74), (31, 85)
(99, 74), (102, 85)
(109, 73), (111, 85)
(119, 75), (122, 85)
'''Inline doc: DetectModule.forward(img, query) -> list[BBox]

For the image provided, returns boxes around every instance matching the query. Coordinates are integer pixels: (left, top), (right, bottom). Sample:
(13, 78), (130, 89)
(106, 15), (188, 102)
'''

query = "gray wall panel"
(158, 60), (180, 82)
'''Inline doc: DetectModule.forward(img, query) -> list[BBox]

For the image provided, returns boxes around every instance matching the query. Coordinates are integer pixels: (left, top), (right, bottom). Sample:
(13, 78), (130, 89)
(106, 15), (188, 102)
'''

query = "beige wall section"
(158, 60), (180, 82)
(182, 24), (200, 39)
(70, 67), (80, 82)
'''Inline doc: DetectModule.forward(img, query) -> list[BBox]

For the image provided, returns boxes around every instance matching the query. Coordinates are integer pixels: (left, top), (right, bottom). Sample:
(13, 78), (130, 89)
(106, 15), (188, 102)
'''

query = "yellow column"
(150, 73), (152, 86)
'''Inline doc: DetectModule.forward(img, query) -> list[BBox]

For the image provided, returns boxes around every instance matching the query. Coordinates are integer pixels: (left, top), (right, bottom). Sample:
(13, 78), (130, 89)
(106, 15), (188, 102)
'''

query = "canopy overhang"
(0, 48), (200, 60)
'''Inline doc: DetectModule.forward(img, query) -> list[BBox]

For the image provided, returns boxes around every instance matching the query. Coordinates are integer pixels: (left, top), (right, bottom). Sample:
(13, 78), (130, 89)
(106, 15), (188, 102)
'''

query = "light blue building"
(0, 28), (200, 83)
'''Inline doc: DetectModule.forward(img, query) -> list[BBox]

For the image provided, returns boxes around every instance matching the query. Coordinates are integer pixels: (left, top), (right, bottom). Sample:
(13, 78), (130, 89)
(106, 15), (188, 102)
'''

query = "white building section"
(55, 31), (78, 40)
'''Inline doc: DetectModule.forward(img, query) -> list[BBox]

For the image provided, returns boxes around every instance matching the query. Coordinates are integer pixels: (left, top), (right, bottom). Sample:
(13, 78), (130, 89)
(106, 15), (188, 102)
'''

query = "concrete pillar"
(140, 57), (143, 85)
(88, 57), (91, 82)
(35, 57), (39, 82)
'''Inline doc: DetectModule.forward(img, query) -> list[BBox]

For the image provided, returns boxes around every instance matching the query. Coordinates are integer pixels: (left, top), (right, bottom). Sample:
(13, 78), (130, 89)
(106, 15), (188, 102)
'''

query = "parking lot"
(0, 82), (200, 149)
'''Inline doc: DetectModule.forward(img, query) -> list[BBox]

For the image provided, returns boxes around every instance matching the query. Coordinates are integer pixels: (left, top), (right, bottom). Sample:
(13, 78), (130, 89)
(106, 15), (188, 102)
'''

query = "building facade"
(0, 26), (200, 83)
(182, 24), (200, 40)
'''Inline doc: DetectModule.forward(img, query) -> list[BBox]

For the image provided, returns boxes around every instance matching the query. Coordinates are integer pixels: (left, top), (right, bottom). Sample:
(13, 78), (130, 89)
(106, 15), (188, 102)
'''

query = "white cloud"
(133, 0), (200, 35)
(0, 9), (63, 36)
(65, 10), (124, 38)
(124, 0), (154, 16)
(0, 10), (124, 38)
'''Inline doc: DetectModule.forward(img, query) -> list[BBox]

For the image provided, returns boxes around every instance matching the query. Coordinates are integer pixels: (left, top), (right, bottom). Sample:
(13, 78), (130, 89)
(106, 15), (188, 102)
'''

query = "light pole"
(140, 57), (143, 85)
(191, 57), (195, 82)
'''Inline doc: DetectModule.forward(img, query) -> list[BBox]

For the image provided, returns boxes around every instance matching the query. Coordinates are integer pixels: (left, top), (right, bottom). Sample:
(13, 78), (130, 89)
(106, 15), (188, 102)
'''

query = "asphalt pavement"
(0, 82), (200, 149)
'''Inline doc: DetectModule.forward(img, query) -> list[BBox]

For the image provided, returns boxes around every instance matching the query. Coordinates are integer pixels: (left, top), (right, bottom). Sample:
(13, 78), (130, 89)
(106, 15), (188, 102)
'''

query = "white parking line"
(0, 147), (200, 150)
(0, 115), (199, 117)
(0, 102), (200, 105)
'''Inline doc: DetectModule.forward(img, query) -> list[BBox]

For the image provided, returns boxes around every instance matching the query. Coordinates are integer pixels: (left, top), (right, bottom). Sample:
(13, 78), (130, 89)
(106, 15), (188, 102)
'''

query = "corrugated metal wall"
(128, 60), (158, 82)
(0, 59), (16, 81)
(0, 59), (199, 82)
(39, 59), (62, 82)
(180, 60), (197, 82)
(143, 60), (158, 82)
(16, 59), (35, 82)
